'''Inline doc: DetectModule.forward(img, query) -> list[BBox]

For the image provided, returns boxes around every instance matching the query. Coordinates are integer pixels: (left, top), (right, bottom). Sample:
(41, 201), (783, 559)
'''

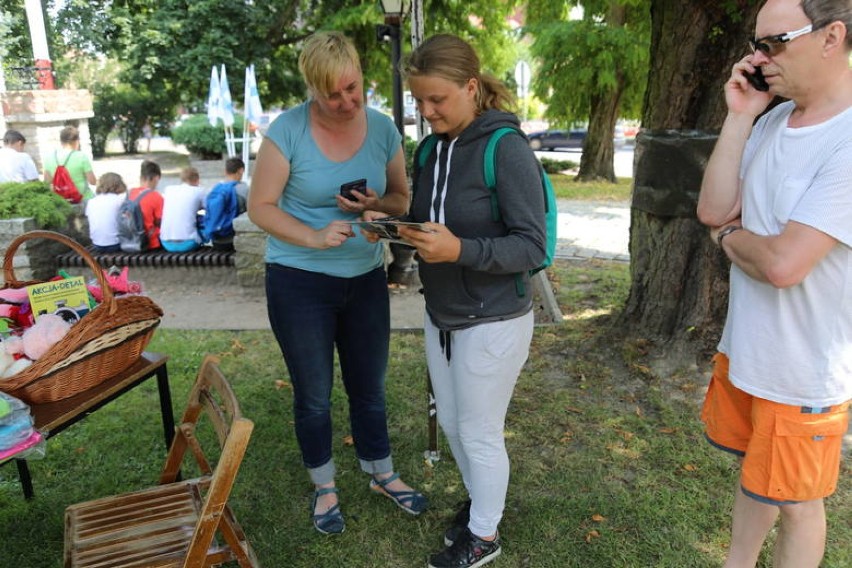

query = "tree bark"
(619, 0), (761, 349)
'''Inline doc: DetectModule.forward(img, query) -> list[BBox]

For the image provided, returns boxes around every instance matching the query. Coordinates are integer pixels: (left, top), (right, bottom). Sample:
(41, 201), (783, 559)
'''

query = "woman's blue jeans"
(266, 263), (394, 485)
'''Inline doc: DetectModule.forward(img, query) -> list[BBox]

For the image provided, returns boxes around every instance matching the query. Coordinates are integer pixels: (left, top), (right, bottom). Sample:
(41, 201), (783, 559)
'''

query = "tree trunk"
(576, 2), (627, 183)
(577, 89), (621, 182)
(619, 0), (761, 349)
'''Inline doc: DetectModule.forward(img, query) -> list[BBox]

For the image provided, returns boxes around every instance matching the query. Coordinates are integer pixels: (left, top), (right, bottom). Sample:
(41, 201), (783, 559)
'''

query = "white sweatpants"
(425, 310), (534, 537)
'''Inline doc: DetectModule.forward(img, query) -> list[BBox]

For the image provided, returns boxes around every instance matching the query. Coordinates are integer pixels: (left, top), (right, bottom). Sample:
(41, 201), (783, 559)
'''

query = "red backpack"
(52, 151), (83, 203)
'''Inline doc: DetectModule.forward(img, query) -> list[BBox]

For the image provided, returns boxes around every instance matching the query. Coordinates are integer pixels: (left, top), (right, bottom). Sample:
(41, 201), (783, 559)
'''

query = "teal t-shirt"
(263, 102), (402, 278)
(44, 149), (95, 200)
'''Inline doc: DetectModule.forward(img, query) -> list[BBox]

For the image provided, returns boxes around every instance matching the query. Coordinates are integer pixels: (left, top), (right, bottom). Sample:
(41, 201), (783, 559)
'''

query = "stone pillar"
(233, 213), (266, 288)
(1, 89), (94, 171)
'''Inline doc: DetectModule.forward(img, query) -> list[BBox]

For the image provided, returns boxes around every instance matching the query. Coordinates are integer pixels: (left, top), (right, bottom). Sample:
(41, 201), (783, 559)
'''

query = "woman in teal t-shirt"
(248, 31), (427, 536)
(43, 125), (96, 200)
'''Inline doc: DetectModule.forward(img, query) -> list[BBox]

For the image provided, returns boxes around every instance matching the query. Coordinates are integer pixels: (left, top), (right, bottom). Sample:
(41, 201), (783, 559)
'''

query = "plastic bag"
(0, 391), (45, 462)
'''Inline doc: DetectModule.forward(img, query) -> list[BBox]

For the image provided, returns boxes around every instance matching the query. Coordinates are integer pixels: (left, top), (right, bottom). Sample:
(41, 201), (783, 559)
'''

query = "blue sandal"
(369, 472), (429, 515)
(311, 487), (345, 535)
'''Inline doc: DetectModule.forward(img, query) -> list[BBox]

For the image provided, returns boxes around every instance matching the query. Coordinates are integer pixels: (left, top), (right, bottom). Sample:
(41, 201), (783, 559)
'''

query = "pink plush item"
(87, 267), (143, 303)
(22, 314), (72, 360)
(4, 336), (23, 355)
(0, 305), (15, 318)
(0, 288), (29, 304)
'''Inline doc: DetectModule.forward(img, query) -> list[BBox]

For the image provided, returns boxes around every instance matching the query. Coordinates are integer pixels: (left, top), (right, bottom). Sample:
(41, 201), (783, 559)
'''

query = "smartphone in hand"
(340, 178), (367, 201)
(744, 67), (769, 92)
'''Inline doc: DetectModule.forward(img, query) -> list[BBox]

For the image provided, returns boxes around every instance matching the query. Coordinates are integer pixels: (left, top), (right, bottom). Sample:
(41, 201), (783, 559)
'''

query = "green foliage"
(170, 114), (245, 160)
(46, 1), (521, 127)
(527, 1), (651, 125)
(539, 156), (579, 175)
(0, 181), (74, 227)
(90, 83), (173, 156)
(404, 136), (419, 178)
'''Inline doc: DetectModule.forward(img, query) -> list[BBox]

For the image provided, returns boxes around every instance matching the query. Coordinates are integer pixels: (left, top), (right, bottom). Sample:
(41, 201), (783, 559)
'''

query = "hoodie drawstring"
(438, 329), (452, 363)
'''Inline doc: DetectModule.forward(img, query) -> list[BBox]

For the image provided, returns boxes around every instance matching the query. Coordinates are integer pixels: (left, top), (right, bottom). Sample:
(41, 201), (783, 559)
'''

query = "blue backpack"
(414, 127), (558, 295)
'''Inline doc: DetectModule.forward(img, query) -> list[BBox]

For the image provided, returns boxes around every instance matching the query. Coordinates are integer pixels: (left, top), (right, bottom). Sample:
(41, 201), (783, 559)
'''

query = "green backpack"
(414, 127), (558, 295)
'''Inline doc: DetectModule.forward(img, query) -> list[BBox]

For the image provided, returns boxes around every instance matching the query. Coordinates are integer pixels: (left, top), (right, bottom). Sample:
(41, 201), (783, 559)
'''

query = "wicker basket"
(0, 230), (163, 404)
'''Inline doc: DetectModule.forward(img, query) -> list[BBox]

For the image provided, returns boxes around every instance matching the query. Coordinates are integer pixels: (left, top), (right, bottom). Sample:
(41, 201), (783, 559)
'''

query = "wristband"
(717, 225), (743, 246)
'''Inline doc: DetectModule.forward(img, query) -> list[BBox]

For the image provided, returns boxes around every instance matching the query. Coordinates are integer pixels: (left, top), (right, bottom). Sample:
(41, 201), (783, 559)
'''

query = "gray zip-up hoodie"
(411, 109), (547, 330)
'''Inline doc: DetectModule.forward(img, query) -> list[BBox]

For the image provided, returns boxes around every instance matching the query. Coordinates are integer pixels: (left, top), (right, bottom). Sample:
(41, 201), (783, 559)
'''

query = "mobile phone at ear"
(340, 178), (367, 201)
(745, 67), (769, 92)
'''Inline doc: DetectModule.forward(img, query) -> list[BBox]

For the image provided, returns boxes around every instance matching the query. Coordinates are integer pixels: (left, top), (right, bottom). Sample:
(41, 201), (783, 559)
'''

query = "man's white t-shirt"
(160, 183), (206, 242)
(0, 147), (39, 183)
(718, 101), (852, 407)
(85, 193), (125, 247)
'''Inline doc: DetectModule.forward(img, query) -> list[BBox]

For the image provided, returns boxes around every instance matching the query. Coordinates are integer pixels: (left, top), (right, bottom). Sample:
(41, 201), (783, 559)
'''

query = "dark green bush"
(170, 114), (245, 160)
(539, 156), (578, 175)
(0, 182), (74, 228)
(91, 84), (173, 157)
(404, 136), (419, 178)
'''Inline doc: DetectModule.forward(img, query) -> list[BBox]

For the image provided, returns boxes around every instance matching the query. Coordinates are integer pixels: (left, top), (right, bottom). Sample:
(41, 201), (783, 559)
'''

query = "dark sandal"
(311, 487), (345, 535)
(369, 472), (429, 515)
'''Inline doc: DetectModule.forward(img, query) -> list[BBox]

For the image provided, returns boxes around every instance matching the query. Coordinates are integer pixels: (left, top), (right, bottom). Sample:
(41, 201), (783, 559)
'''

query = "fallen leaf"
(683, 463), (697, 472)
(591, 513), (605, 522)
(616, 429), (634, 440)
(342, 435), (354, 446)
(274, 380), (291, 390)
(658, 427), (677, 434)
(584, 529), (600, 543)
(560, 431), (573, 443)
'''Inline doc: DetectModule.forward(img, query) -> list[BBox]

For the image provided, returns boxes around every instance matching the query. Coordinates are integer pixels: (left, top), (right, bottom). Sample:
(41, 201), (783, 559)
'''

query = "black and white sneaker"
(444, 499), (472, 546)
(428, 527), (501, 568)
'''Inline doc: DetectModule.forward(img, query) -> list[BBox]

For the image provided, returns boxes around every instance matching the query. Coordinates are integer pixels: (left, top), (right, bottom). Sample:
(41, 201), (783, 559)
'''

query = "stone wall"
(233, 214), (265, 288)
(0, 207), (89, 282)
(1, 89), (95, 172)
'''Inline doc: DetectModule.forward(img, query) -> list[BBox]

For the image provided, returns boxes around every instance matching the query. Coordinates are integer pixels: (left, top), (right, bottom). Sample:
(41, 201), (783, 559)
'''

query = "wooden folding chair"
(64, 355), (258, 567)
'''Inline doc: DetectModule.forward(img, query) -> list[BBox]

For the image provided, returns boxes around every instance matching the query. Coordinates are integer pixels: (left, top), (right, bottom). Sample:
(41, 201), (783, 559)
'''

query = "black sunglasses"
(749, 23), (816, 57)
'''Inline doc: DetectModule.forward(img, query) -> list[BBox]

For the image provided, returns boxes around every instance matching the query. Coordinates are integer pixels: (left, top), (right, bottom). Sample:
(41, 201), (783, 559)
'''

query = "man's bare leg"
(724, 486), (779, 568)
(773, 499), (825, 568)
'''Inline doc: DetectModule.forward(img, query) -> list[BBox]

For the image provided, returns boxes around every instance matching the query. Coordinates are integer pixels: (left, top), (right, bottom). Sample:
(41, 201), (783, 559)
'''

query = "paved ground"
(90, 139), (630, 331)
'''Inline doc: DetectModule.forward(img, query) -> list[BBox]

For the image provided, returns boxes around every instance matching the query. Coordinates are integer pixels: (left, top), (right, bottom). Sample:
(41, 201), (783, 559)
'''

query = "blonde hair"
(96, 172), (127, 195)
(298, 31), (362, 98)
(402, 34), (515, 114)
(180, 166), (200, 184)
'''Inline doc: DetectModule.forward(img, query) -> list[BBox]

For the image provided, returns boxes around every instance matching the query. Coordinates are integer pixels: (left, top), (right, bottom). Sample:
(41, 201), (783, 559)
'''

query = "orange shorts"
(701, 353), (850, 504)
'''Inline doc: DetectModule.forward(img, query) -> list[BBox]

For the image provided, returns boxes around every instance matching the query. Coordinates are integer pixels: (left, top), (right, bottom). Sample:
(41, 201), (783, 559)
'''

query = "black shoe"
(444, 499), (472, 546)
(428, 527), (501, 568)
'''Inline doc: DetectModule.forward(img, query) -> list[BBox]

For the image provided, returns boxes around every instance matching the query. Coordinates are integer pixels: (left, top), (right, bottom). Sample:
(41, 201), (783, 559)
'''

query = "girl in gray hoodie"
(396, 34), (547, 568)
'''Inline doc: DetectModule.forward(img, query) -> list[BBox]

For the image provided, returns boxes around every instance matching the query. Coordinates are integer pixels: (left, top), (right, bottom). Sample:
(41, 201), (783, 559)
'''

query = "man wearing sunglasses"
(697, 1), (851, 567)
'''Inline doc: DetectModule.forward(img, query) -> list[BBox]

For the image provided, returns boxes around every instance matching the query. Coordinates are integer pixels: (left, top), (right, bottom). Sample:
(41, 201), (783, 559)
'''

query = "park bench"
(56, 246), (235, 269)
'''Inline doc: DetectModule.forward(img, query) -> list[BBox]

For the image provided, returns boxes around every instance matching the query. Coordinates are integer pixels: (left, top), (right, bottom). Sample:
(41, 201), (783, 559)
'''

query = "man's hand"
(397, 223), (460, 263)
(725, 55), (774, 116)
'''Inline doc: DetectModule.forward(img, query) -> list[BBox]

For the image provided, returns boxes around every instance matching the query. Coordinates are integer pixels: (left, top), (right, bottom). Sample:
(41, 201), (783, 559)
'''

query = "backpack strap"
(60, 150), (74, 167)
(134, 188), (151, 204)
(483, 126), (535, 298)
(412, 134), (439, 198)
(483, 127), (520, 222)
(415, 134), (438, 172)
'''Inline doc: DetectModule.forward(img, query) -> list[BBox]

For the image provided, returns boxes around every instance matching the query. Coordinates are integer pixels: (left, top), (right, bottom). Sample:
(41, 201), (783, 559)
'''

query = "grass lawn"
(1, 259), (849, 567)
(549, 175), (633, 201)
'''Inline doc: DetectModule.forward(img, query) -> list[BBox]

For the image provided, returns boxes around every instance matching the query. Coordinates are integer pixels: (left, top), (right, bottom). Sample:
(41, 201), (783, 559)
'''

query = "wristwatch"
(717, 225), (743, 246)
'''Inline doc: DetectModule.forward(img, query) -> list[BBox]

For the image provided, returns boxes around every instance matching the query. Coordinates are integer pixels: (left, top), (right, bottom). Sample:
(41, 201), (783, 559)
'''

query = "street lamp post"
(377, 0), (408, 135)
(377, 1), (417, 287)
